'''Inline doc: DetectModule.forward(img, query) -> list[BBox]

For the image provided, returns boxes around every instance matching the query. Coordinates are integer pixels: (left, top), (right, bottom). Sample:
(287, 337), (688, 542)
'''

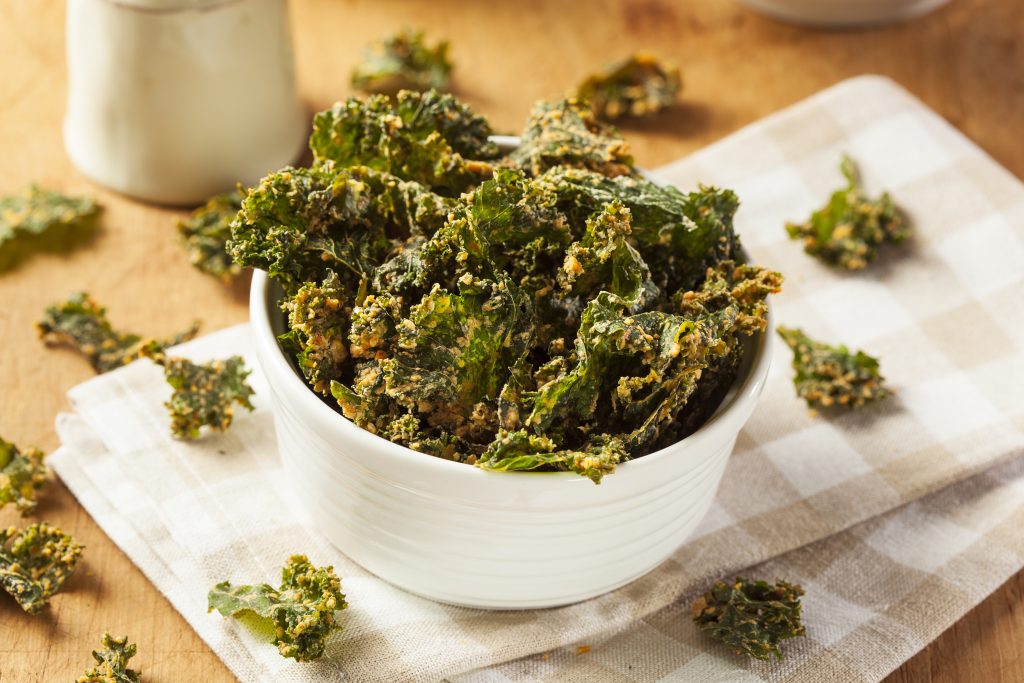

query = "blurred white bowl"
(248, 169), (775, 608)
(738, 0), (952, 26)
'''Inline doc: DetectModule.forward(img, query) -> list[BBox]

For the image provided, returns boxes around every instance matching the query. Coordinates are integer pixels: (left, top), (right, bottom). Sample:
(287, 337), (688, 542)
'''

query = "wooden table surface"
(2, 0), (1022, 680)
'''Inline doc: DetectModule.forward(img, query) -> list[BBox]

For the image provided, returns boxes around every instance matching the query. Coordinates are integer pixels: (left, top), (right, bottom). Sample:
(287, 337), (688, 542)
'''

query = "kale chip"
(152, 354), (256, 440)
(178, 190), (245, 282)
(228, 164), (451, 295)
(510, 98), (635, 178)
(538, 167), (741, 294)
(786, 155), (908, 269)
(280, 272), (352, 395)
(692, 577), (806, 660)
(351, 29), (452, 94)
(310, 90), (500, 194)
(38, 293), (199, 374)
(208, 555), (347, 662)
(0, 185), (100, 272)
(0, 522), (83, 614)
(576, 53), (681, 121)
(0, 437), (48, 516)
(777, 326), (889, 411)
(76, 633), (142, 683)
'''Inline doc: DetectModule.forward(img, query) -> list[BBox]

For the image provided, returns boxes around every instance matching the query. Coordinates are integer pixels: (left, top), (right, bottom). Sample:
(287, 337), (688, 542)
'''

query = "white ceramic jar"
(250, 269), (774, 609)
(64, 0), (307, 205)
(738, 0), (953, 26)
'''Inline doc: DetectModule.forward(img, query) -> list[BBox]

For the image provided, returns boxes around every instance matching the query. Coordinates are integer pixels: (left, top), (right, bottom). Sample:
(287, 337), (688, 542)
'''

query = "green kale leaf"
(372, 168), (571, 303)
(476, 430), (625, 483)
(469, 167), (574, 272)
(208, 554), (347, 662)
(509, 98), (635, 178)
(692, 577), (806, 660)
(370, 213), (488, 300)
(153, 354), (256, 440)
(37, 293), (199, 374)
(576, 53), (681, 121)
(228, 164), (448, 295)
(0, 522), (83, 614)
(177, 190), (245, 282)
(0, 186), (100, 272)
(557, 199), (656, 306)
(309, 91), (499, 194)
(526, 262), (780, 457)
(351, 29), (452, 94)
(76, 633), (142, 683)
(539, 168), (740, 294)
(280, 272), (352, 395)
(0, 437), (48, 516)
(777, 326), (889, 411)
(786, 155), (908, 269)
(339, 274), (533, 445)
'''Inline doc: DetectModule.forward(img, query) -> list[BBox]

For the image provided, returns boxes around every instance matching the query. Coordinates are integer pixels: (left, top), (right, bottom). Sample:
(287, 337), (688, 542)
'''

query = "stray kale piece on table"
(692, 577), (806, 660)
(38, 292), (199, 374)
(208, 554), (347, 662)
(351, 28), (452, 94)
(142, 348), (256, 440)
(0, 437), (47, 516)
(177, 190), (245, 282)
(229, 89), (781, 482)
(786, 155), (908, 269)
(76, 633), (142, 683)
(0, 521), (83, 614)
(576, 53), (682, 121)
(777, 326), (889, 411)
(0, 185), (100, 272)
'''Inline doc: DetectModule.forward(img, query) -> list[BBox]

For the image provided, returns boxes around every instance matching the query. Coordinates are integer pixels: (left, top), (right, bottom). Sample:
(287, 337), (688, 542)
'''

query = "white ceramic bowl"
(248, 154), (775, 608)
(738, 0), (952, 26)
(250, 271), (773, 609)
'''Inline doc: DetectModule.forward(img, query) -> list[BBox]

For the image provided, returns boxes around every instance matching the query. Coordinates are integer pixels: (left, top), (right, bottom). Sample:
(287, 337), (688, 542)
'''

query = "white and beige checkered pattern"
(49, 75), (1024, 683)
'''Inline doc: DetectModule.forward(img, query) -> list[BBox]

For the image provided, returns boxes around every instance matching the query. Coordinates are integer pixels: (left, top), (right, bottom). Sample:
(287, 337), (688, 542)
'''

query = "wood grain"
(1, 0), (1021, 680)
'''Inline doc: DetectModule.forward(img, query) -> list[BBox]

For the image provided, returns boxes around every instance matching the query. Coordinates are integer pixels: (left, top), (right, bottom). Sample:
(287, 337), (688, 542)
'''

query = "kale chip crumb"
(351, 28), (452, 94)
(576, 53), (681, 121)
(208, 554), (347, 662)
(0, 521), (83, 614)
(777, 325), (889, 411)
(786, 155), (908, 269)
(38, 292), (199, 374)
(76, 633), (142, 683)
(0, 185), (100, 272)
(0, 436), (48, 516)
(692, 577), (806, 660)
(177, 189), (245, 282)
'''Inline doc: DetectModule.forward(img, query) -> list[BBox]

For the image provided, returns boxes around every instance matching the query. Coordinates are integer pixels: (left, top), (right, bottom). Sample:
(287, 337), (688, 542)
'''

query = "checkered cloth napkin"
(49, 75), (1024, 683)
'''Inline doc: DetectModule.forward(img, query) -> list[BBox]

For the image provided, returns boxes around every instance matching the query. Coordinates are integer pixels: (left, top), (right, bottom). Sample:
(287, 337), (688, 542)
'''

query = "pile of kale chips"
(228, 90), (781, 482)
